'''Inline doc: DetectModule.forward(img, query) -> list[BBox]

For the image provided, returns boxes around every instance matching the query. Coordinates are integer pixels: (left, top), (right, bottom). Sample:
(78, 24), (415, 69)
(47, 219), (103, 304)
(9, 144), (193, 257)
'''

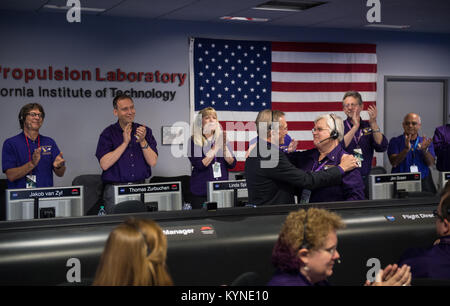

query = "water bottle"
(98, 205), (107, 216)
(182, 203), (192, 210)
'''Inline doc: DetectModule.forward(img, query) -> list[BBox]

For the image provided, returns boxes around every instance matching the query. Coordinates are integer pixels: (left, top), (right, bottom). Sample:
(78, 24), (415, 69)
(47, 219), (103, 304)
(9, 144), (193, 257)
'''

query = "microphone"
(319, 136), (332, 144)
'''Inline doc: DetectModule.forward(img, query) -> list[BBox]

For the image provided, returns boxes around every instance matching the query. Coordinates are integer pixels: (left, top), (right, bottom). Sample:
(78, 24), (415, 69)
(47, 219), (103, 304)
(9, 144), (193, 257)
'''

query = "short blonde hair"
(93, 218), (173, 286)
(271, 208), (345, 273)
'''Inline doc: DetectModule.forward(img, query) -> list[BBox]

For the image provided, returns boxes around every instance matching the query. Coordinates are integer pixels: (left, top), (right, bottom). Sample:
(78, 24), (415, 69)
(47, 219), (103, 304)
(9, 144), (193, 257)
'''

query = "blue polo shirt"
(95, 121), (158, 184)
(387, 134), (435, 179)
(2, 132), (61, 189)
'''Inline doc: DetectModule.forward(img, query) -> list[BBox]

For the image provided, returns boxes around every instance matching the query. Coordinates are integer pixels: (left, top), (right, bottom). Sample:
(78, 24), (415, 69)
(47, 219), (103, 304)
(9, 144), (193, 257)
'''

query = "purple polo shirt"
(188, 137), (237, 196)
(267, 270), (329, 286)
(387, 134), (435, 179)
(288, 143), (364, 202)
(2, 132), (61, 189)
(433, 124), (450, 171)
(398, 235), (450, 280)
(343, 118), (388, 177)
(95, 121), (158, 184)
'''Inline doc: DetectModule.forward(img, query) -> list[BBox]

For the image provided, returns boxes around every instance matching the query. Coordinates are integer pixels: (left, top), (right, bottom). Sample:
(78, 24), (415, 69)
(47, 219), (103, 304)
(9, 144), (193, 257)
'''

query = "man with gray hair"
(342, 91), (388, 197)
(388, 112), (436, 193)
(244, 109), (358, 206)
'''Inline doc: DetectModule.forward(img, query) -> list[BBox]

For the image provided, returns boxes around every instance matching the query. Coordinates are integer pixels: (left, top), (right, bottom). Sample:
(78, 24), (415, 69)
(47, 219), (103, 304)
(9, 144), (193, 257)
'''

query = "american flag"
(189, 37), (377, 171)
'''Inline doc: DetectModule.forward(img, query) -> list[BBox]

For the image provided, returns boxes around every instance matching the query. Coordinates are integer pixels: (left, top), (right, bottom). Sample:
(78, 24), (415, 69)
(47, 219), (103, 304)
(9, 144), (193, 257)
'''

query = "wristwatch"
(141, 143), (149, 149)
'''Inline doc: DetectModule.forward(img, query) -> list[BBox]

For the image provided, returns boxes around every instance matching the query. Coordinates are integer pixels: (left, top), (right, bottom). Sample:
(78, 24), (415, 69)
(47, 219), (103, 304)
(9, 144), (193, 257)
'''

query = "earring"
(303, 265), (310, 272)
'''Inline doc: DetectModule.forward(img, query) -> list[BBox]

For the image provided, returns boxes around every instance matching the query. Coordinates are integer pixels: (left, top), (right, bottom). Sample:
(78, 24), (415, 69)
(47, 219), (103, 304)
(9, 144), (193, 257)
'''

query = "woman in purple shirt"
(289, 114), (364, 203)
(268, 208), (411, 286)
(188, 107), (236, 209)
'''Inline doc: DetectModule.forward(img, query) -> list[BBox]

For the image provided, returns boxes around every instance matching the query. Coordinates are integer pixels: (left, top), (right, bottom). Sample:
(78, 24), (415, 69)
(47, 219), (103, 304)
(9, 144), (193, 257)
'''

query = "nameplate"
(9, 187), (81, 200)
(117, 183), (180, 195)
(374, 173), (420, 184)
(212, 180), (247, 191)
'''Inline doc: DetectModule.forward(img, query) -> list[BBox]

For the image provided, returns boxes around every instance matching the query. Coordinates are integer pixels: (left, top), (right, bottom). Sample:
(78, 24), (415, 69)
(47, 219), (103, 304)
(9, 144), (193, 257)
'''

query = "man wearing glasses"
(342, 91), (388, 198)
(387, 112), (436, 193)
(2, 103), (65, 189)
(398, 188), (450, 280)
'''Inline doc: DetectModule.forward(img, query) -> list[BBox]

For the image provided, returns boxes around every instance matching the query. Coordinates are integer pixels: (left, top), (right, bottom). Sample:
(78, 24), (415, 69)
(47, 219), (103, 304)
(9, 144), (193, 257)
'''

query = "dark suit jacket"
(245, 139), (343, 205)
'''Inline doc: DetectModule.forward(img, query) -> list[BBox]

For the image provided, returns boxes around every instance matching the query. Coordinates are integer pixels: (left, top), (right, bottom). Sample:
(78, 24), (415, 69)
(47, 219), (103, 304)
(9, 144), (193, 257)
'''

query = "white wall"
(1, 10), (449, 186)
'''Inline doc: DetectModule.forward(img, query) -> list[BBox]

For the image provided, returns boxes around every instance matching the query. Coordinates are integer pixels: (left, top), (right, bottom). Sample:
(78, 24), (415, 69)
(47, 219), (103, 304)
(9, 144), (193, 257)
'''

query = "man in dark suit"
(244, 109), (358, 206)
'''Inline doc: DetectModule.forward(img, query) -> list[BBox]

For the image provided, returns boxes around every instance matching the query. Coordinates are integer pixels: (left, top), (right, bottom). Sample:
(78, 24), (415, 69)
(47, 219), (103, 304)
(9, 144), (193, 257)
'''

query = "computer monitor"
(438, 171), (450, 192)
(6, 186), (84, 220)
(207, 180), (248, 208)
(113, 182), (182, 211)
(369, 172), (421, 200)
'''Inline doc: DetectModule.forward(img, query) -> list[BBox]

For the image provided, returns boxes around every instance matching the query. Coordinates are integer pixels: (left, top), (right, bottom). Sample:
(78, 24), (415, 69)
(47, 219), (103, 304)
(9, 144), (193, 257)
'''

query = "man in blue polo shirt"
(2, 103), (66, 189)
(96, 94), (158, 213)
(388, 112), (436, 193)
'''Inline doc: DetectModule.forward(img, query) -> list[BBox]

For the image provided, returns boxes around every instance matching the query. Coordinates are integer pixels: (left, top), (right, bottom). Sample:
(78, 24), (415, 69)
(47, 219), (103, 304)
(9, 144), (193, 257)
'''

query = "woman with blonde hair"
(93, 218), (173, 286)
(188, 107), (236, 208)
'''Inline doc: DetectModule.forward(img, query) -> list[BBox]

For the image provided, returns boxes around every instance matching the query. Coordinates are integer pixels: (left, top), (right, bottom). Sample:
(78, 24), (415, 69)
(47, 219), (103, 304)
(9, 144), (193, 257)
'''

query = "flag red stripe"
(273, 101), (376, 112)
(271, 63), (377, 73)
(272, 42), (376, 53)
(272, 82), (376, 92)
(220, 121), (256, 131)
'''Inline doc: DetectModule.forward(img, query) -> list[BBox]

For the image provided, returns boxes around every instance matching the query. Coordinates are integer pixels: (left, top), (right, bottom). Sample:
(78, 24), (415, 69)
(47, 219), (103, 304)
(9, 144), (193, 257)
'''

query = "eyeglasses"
(343, 103), (360, 109)
(322, 245), (338, 256)
(27, 112), (44, 119)
(312, 127), (329, 133)
(433, 209), (445, 222)
(404, 121), (419, 126)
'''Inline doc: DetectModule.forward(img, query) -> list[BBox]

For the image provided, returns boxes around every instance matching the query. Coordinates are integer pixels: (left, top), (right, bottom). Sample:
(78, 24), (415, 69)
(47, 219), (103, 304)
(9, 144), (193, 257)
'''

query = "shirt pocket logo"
(41, 145), (52, 155)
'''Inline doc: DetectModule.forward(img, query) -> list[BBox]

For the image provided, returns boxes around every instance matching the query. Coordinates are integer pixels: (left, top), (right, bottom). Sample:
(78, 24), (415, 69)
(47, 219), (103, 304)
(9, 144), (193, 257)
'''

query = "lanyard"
(410, 136), (420, 164)
(312, 159), (329, 172)
(345, 120), (362, 145)
(25, 133), (40, 167)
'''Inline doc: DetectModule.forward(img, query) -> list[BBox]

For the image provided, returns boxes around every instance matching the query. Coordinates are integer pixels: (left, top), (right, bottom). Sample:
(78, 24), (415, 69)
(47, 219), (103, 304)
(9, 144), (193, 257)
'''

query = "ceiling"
(2, 0), (450, 34)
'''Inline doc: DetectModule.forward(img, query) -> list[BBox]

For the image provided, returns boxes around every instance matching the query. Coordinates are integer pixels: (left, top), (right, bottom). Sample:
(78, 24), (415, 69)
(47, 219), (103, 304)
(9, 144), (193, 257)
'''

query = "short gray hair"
(314, 113), (344, 142)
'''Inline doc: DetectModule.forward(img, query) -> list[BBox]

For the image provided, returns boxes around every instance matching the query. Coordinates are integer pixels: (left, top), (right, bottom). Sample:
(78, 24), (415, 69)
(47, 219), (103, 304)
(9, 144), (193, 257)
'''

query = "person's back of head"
(93, 218), (173, 286)
(255, 109), (285, 139)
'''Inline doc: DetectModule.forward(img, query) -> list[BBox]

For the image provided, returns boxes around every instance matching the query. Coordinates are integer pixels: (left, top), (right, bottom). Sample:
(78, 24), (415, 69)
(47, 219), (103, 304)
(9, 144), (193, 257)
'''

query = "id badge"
(26, 175), (36, 189)
(410, 165), (419, 173)
(353, 148), (364, 168)
(213, 162), (222, 179)
(300, 189), (311, 204)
